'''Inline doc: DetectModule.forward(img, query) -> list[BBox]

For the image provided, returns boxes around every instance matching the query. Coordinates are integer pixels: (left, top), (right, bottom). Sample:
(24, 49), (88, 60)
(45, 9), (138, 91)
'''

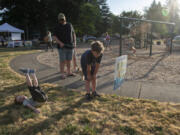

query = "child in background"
(72, 48), (80, 73)
(45, 31), (53, 52)
(81, 41), (104, 100)
(128, 37), (136, 56)
(166, 37), (171, 51)
(14, 69), (48, 113)
(105, 32), (111, 50)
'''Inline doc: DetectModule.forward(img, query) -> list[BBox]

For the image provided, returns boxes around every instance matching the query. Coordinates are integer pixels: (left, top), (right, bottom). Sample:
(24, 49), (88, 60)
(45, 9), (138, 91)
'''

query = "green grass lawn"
(0, 47), (180, 135)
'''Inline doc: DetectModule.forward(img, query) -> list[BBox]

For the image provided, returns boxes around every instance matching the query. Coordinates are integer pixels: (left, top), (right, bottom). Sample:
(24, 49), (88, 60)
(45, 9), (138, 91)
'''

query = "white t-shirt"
(23, 98), (37, 107)
(47, 32), (52, 42)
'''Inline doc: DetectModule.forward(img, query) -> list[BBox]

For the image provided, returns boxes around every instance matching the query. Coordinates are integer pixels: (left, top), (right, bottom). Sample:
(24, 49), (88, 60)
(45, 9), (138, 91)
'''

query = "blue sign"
(114, 55), (127, 90)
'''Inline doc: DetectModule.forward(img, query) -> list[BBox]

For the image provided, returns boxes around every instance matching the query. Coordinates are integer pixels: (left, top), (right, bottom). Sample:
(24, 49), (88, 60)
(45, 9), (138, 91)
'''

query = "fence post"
(150, 24), (153, 56)
(170, 25), (174, 54)
(119, 19), (123, 56)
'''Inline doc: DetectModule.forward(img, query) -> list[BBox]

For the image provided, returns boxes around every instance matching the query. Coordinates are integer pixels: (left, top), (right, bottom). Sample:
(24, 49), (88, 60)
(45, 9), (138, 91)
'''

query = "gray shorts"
(58, 48), (73, 62)
(105, 40), (110, 46)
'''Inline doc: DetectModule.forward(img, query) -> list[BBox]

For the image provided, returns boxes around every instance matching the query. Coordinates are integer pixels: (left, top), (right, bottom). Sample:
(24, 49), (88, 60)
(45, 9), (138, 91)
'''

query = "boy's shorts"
(28, 86), (40, 100)
(58, 48), (73, 62)
(81, 57), (95, 81)
(28, 86), (41, 92)
(28, 86), (47, 102)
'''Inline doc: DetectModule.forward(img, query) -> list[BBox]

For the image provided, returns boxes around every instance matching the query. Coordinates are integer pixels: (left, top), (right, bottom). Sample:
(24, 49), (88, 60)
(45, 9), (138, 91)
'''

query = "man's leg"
(73, 54), (77, 71)
(66, 60), (71, 75)
(66, 49), (75, 75)
(58, 49), (66, 78)
(73, 49), (78, 72)
(60, 61), (65, 74)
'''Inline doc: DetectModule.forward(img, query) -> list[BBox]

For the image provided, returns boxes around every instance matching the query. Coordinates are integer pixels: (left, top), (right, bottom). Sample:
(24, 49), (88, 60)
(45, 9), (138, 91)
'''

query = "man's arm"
(73, 32), (76, 48)
(71, 24), (76, 48)
(53, 36), (64, 48)
(26, 104), (40, 114)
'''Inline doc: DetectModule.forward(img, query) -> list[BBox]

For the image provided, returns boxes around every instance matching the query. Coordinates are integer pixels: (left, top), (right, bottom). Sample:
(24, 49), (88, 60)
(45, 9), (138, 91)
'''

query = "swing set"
(119, 17), (175, 56)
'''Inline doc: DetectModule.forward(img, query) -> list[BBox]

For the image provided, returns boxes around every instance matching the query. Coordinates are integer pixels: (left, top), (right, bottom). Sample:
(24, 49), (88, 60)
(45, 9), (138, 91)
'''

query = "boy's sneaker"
(19, 68), (29, 74)
(92, 91), (100, 97)
(85, 93), (91, 100)
(29, 69), (35, 74)
(19, 68), (35, 74)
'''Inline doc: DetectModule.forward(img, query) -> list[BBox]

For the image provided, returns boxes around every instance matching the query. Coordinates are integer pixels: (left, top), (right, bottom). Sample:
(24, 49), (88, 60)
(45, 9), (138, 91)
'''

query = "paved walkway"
(10, 50), (180, 103)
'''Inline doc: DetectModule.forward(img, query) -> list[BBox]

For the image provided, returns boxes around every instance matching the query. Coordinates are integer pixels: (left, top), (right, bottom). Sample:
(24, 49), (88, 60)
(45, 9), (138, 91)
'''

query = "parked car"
(97, 37), (105, 42)
(173, 35), (180, 46)
(83, 35), (96, 42)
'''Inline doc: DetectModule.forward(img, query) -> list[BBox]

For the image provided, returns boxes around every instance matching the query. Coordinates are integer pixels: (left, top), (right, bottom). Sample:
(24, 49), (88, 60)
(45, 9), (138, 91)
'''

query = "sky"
(107, 0), (167, 15)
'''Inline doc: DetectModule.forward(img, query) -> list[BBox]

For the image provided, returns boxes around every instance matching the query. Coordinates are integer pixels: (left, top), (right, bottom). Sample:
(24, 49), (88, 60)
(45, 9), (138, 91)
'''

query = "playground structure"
(118, 17), (175, 56)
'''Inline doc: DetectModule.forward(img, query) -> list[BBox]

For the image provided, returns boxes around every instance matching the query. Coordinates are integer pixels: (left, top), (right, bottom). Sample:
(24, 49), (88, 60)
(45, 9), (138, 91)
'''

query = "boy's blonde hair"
(91, 41), (104, 54)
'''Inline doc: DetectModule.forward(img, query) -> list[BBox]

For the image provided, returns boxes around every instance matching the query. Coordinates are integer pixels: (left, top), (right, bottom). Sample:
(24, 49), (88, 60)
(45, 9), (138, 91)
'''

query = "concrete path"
(10, 51), (180, 103)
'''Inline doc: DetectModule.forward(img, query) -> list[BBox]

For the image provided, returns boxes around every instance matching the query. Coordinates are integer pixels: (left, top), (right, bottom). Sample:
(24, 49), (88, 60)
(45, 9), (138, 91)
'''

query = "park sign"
(114, 55), (128, 90)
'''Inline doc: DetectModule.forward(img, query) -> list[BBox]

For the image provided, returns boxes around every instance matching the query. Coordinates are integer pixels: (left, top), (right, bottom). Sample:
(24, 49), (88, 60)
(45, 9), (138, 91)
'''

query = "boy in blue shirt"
(81, 41), (104, 100)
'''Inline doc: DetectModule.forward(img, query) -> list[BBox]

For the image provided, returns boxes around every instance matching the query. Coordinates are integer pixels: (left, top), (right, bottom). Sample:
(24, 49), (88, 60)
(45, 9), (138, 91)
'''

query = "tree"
(165, 0), (180, 34)
(0, 0), (111, 37)
(76, 3), (98, 36)
(110, 14), (121, 34)
(0, 0), (86, 38)
(0, 0), (53, 39)
(96, 0), (111, 35)
(144, 0), (168, 35)
(120, 11), (142, 35)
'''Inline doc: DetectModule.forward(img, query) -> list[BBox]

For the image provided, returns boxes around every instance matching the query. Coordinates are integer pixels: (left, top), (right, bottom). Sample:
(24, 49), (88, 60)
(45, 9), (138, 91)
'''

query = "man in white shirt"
(46, 31), (53, 52)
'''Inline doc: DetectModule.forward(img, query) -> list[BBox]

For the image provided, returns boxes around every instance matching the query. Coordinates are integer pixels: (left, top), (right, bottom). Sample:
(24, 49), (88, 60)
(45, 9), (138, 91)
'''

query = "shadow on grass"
(0, 47), (42, 53)
(0, 104), (17, 126)
(45, 86), (78, 101)
(0, 83), (27, 97)
(0, 105), (19, 126)
(64, 79), (84, 89)
(0, 103), (37, 126)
